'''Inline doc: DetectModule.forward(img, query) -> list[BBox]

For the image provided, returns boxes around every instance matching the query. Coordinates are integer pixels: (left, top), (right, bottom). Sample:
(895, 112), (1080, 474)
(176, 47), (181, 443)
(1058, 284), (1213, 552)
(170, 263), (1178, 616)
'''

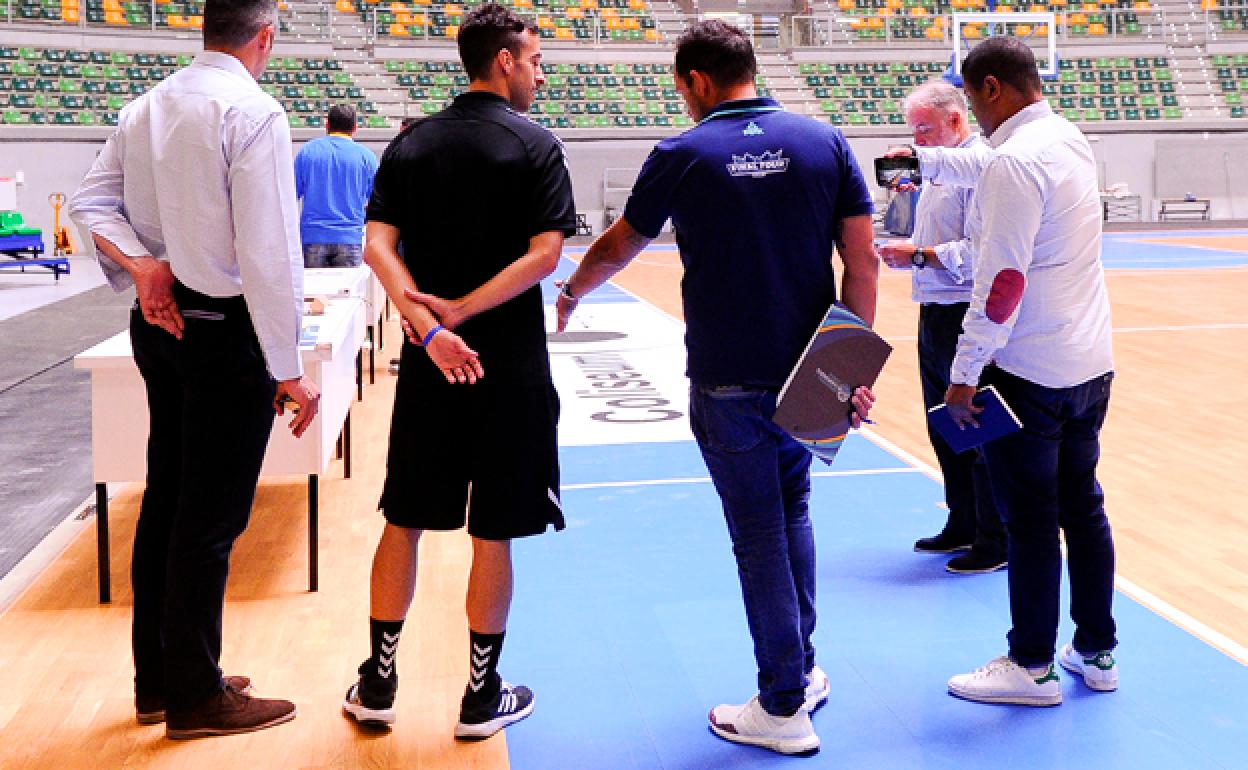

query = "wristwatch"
(911, 247), (929, 268)
(559, 282), (578, 301)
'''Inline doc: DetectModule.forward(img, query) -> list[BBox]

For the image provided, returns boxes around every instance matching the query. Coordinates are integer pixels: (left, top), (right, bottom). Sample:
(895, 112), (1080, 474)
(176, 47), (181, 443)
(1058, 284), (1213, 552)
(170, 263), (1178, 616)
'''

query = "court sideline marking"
(564, 249), (1248, 669)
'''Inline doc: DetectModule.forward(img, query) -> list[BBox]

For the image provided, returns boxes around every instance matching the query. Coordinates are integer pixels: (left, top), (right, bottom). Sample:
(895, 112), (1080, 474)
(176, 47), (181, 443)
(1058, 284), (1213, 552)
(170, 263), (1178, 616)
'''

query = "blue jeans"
(981, 366), (1117, 667)
(690, 384), (815, 717)
(303, 242), (363, 268)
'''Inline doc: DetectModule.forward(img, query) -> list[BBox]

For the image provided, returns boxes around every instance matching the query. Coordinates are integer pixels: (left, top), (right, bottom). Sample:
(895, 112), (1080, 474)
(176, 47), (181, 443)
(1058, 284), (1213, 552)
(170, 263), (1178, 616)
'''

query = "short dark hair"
(674, 20), (756, 88)
(457, 3), (538, 82)
(327, 104), (356, 133)
(203, 0), (276, 49)
(961, 36), (1043, 96)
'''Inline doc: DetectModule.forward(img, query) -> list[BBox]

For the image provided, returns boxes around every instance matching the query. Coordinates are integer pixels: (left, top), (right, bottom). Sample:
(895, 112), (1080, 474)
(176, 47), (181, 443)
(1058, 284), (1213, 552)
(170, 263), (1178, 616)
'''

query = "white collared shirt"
(69, 51), (304, 380)
(910, 132), (992, 304)
(948, 100), (1113, 388)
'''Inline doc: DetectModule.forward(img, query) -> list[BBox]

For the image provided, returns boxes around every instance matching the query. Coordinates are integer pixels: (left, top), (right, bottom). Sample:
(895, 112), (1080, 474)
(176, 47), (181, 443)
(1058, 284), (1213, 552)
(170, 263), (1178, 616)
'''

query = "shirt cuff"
(933, 242), (967, 283)
(950, 352), (986, 386)
(263, 346), (304, 382)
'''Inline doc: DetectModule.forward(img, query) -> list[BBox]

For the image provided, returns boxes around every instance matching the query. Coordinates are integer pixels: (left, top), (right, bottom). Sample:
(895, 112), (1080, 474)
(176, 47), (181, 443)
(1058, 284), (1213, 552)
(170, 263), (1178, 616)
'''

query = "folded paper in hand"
(773, 304), (892, 465)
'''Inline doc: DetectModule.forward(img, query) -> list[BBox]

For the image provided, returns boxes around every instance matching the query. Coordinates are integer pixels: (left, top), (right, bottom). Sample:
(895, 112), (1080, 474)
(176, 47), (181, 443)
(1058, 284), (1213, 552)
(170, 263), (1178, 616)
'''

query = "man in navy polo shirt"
(556, 20), (879, 755)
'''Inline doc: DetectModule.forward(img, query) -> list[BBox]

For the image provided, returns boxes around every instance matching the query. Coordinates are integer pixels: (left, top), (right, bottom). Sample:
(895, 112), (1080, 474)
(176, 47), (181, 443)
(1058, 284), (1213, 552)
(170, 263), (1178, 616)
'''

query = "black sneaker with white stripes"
(342, 661), (398, 728)
(454, 681), (535, 740)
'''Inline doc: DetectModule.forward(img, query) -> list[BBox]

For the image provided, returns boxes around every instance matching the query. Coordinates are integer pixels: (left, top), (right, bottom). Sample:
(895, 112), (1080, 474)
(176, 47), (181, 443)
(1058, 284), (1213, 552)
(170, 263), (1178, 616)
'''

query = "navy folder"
(927, 385), (1023, 454)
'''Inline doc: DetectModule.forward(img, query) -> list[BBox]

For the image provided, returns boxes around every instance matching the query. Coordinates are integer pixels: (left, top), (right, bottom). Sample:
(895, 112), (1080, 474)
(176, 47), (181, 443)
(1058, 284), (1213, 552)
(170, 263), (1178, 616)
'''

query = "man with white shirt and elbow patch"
(69, 0), (320, 739)
(878, 81), (1007, 576)
(927, 37), (1118, 707)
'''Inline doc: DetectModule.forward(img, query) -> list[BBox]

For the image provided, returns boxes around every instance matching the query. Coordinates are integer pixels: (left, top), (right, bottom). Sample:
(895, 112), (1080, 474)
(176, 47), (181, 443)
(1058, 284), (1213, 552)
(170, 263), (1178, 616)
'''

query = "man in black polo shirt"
(341, 4), (576, 740)
(557, 20), (878, 756)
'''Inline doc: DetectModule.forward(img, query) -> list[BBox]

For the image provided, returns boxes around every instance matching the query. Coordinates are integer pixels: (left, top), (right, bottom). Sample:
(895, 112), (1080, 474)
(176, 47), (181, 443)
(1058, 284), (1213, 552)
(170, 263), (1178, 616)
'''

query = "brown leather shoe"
(165, 682), (295, 739)
(136, 675), (253, 725)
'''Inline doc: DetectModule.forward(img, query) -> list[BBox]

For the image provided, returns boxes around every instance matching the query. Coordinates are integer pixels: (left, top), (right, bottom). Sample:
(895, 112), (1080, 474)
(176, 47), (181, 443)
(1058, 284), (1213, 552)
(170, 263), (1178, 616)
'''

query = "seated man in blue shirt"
(294, 104), (379, 267)
(556, 20), (878, 756)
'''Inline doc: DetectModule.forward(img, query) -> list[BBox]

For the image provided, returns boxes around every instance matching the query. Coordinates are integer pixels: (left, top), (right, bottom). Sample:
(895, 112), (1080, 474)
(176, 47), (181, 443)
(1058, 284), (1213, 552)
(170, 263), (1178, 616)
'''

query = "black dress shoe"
(946, 550), (1008, 574)
(913, 532), (973, 554)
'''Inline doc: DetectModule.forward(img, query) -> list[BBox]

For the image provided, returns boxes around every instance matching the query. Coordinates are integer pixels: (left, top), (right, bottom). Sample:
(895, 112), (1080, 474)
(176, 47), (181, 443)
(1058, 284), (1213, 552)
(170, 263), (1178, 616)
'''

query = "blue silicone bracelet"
(420, 323), (444, 347)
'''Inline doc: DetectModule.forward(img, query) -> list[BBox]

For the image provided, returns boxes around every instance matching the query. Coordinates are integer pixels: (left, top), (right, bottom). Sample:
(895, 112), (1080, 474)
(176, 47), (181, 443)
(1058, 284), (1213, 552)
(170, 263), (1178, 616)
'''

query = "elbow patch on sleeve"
(985, 268), (1024, 324)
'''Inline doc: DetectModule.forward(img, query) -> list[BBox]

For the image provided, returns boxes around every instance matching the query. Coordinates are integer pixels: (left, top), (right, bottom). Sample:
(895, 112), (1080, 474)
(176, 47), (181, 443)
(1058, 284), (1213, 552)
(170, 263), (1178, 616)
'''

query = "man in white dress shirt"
(879, 81), (1006, 575)
(69, 0), (320, 738)
(936, 37), (1118, 707)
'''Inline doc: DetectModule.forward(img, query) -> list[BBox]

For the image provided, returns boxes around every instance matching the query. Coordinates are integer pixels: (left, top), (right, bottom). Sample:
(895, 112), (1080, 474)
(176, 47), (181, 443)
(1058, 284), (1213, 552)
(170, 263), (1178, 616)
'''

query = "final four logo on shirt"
(743, 121), (764, 136)
(726, 149), (790, 178)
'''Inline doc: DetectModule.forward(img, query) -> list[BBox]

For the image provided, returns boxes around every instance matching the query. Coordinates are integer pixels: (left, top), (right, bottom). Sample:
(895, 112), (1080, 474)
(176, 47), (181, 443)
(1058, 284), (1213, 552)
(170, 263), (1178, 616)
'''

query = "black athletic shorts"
(378, 352), (565, 541)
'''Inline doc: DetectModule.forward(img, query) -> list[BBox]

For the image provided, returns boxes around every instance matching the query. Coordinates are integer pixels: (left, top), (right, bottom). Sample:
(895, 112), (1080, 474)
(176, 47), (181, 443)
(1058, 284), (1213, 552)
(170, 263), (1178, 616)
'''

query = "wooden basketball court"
(0, 233), (1244, 769)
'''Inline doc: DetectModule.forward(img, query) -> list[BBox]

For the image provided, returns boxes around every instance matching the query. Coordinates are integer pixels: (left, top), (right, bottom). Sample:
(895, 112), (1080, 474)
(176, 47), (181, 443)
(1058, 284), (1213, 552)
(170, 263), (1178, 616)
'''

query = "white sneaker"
(947, 655), (1062, 706)
(708, 696), (820, 755)
(802, 666), (829, 713)
(1059, 643), (1118, 692)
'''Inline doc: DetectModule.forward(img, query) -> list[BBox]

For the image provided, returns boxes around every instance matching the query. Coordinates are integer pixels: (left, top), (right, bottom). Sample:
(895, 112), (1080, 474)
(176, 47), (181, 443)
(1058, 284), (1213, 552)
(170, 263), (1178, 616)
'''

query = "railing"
(1203, 2), (1248, 43)
(789, 5), (1165, 47)
(0, 0), (326, 40)
(365, 5), (664, 46)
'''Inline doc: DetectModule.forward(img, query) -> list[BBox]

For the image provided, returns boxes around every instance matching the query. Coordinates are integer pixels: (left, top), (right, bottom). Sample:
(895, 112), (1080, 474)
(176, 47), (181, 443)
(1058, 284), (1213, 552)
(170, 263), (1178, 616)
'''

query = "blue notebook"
(927, 385), (1023, 454)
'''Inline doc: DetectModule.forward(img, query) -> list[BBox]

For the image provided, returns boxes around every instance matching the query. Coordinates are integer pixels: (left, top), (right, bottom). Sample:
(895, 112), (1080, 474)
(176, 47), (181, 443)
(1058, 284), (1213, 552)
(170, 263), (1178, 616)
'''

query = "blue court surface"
(1097, 231), (1248, 270)
(504, 253), (1248, 769)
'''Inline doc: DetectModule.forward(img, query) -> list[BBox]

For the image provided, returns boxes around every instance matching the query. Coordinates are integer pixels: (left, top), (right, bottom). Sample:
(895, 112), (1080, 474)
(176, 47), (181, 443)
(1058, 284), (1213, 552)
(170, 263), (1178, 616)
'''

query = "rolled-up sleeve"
(228, 110), (305, 381)
(950, 155), (1042, 385)
(68, 129), (150, 291)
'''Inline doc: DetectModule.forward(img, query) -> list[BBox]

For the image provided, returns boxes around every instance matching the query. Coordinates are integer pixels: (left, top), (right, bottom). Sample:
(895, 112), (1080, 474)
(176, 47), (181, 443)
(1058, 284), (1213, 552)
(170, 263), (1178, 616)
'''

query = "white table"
(304, 265), (387, 392)
(74, 296), (367, 603)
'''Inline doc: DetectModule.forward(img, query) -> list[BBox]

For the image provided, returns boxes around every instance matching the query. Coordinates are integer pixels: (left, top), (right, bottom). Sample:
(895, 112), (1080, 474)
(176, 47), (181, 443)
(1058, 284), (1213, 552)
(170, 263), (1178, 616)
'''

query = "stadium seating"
(791, 55), (1183, 123)
(383, 59), (772, 128)
(0, 46), (378, 127)
(831, 0), (1154, 41)
(799, 60), (945, 126)
(353, 0), (664, 43)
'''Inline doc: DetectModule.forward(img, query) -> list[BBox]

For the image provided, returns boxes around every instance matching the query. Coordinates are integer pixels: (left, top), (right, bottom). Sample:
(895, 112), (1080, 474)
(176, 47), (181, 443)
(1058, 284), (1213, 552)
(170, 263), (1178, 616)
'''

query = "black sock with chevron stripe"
(464, 629), (505, 704)
(368, 617), (404, 684)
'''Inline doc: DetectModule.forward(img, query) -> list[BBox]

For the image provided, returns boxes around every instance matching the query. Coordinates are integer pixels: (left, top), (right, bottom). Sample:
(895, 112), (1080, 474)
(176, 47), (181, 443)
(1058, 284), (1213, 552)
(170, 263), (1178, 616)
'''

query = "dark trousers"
(690, 385), (814, 717)
(918, 302), (1006, 556)
(129, 283), (276, 711)
(981, 366), (1117, 667)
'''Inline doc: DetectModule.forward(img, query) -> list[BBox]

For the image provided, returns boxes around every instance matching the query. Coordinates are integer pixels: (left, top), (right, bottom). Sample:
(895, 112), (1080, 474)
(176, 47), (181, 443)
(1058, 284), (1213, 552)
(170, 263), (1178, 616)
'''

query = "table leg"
(378, 315), (384, 352)
(308, 474), (319, 592)
(368, 326), (376, 385)
(356, 351), (363, 402)
(96, 482), (110, 603)
(344, 410), (352, 480)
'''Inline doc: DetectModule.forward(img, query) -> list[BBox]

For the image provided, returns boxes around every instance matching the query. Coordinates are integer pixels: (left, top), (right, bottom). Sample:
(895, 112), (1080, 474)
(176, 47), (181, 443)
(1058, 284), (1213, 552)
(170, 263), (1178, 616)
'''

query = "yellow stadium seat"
(63, 8), (80, 21)
(537, 15), (554, 27)
(389, 22), (408, 34)
(1088, 21), (1106, 33)
(555, 27), (574, 38)
(925, 25), (943, 38)
(645, 28), (661, 40)
(189, 14), (202, 27)
(446, 24), (459, 37)
(629, 0), (645, 8)
(910, 6), (927, 16)
(581, 0), (598, 8)
(567, 6), (584, 17)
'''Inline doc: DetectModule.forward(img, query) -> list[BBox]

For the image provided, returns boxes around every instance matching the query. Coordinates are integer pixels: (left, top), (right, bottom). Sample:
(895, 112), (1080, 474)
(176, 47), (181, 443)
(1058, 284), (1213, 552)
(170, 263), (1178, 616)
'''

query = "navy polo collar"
(700, 97), (784, 124)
